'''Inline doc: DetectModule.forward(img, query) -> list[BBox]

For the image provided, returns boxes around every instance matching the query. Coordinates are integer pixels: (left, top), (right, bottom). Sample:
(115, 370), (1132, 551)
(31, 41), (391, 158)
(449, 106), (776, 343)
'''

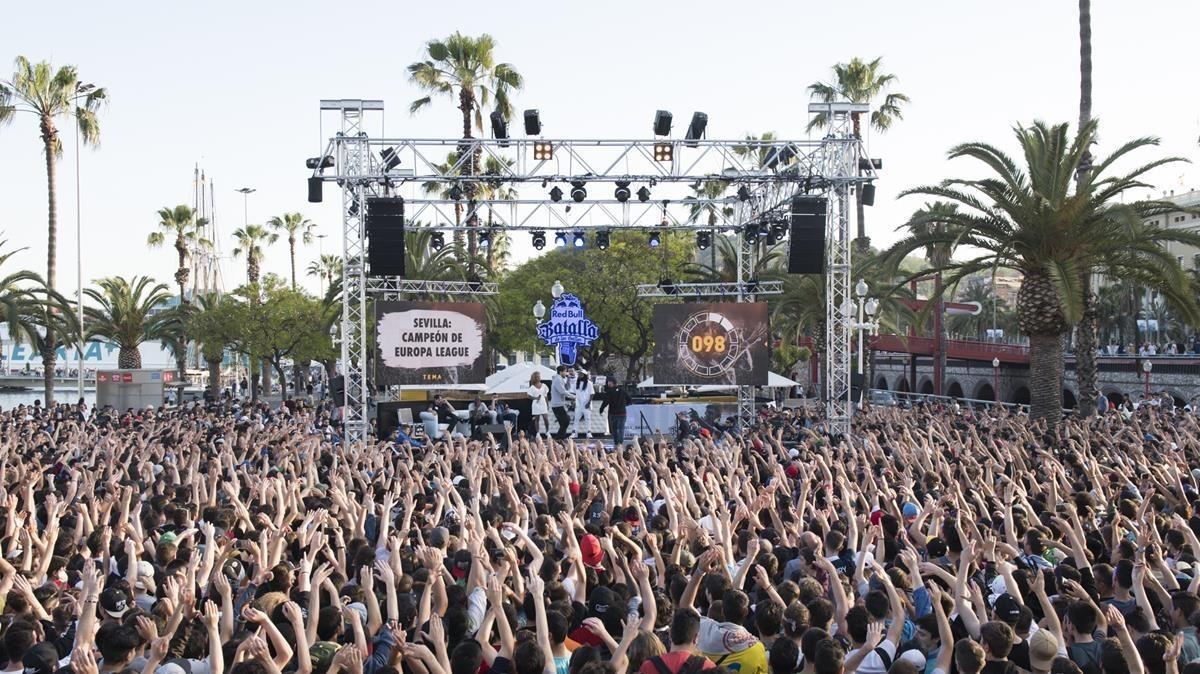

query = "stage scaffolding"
(311, 100), (873, 442)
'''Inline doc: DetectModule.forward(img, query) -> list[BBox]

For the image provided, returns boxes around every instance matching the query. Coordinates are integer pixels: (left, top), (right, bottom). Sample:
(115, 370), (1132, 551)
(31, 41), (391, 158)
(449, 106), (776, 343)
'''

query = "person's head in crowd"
(669, 608), (702, 650)
(811, 638), (844, 674)
(954, 639), (987, 674)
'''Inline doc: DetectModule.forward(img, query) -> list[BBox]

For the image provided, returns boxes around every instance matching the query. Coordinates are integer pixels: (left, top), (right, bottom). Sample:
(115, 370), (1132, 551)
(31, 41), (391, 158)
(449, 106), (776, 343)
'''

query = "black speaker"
(788, 197), (826, 274)
(861, 183), (876, 207)
(851, 372), (866, 402)
(307, 176), (323, 203)
(366, 197), (405, 277)
(328, 375), (345, 403)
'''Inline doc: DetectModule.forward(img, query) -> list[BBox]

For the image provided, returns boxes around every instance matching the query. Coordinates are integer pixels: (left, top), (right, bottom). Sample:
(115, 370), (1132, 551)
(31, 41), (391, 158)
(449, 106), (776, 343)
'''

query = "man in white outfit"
(550, 365), (575, 440)
(571, 371), (594, 439)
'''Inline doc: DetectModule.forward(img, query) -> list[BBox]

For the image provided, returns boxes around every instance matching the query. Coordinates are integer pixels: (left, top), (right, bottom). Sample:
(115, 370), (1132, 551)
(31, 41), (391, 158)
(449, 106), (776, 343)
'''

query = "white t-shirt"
(845, 640), (896, 674)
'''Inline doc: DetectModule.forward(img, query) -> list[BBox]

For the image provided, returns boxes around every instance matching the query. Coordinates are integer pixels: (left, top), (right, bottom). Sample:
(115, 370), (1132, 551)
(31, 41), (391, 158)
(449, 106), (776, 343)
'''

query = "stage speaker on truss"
(366, 197), (406, 277)
(307, 176), (323, 203)
(788, 196), (827, 274)
(328, 375), (345, 403)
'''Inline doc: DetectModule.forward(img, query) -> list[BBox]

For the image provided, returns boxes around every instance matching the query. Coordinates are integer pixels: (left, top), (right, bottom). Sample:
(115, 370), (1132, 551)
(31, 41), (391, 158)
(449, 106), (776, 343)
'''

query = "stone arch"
(919, 378), (934, 395)
(1103, 389), (1125, 407)
(895, 377), (911, 393)
(875, 376), (889, 391)
(1062, 388), (1077, 410)
(1011, 386), (1031, 405)
(947, 381), (964, 399)
(974, 382), (996, 402)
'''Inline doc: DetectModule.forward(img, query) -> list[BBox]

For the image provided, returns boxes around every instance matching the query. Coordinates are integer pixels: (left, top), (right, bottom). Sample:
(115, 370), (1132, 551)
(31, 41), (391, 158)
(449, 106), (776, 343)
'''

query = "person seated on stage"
(493, 397), (519, 428)
(391, 421), (424, 447)
(432, 394), (459, 427)
(419, 402), (444, 440)
(467, 396), (495, 437)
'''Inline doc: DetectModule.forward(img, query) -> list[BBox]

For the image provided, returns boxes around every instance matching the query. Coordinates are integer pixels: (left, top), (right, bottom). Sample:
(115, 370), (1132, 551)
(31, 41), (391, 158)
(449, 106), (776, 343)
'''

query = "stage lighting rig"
(596, 230), (611, 249)
(614, 180), (631, 202)
(431, 232), (445, 250)
(554, 231), (568, 247)
(570, 180), (587, 203)
(531, 230), (546, 250)
(572, 231), (586, 248)
(636, 186), (651, 202)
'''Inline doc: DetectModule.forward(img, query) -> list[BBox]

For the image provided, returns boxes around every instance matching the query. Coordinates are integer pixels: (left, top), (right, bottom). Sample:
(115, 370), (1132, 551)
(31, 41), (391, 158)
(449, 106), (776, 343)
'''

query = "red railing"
(872, 334), (1030, 363)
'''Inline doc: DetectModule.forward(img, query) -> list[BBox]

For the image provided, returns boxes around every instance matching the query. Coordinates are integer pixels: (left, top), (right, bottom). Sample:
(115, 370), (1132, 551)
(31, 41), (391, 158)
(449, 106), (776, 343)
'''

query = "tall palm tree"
(0, 57), (106, 403)
(685, 181), (732, 271)
(232, 224), (278, 284)
(0, 240), (49, 348)
(422, 151), (466, 252)
(479, 155), (516, 278)
(732, 132), (779, 169)
(885, 120), (1199, 428)
(409, 33), (523, 269)
(148, 205), (209, 382)
(267, 212), (316, 289)
(898, 202), (962, 394)
(307, 254), (343, 295)
(684, 235), (784, 283)
(83, 276), (171, 369)
(1073, 0), (1103, 414)
(806, 57), (909, 253)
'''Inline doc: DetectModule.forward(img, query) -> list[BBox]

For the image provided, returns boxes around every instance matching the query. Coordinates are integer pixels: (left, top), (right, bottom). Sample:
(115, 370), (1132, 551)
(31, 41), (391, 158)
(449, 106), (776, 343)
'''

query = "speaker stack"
(787, 196), (827, 274)
(366, 197), (406, 277)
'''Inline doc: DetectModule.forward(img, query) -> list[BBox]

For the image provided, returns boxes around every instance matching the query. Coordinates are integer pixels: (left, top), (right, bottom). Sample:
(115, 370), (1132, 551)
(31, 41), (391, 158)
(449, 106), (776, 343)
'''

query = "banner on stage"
(375, 301), (487, 385)
(652, 303), (769, 386)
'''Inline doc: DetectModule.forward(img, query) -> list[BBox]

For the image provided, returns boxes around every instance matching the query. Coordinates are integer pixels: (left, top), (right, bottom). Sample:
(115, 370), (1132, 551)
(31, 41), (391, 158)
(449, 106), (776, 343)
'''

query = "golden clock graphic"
(676, 311), (744, 377)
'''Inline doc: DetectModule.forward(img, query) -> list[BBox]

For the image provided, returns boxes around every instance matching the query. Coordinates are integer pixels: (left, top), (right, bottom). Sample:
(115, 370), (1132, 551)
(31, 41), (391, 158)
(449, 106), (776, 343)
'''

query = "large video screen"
(652, 303), (769, 386)
(375, 301), (488, 386)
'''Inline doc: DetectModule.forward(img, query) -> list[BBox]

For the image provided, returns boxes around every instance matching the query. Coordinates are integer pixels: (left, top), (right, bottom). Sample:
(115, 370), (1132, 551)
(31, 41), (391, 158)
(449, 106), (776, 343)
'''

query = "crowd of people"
(0, 395), (1198, 674)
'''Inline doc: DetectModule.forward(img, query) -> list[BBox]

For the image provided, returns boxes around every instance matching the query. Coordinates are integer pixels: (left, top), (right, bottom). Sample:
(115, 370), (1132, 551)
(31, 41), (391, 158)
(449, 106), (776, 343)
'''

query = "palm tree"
(307, 254), (343, 295)
(409, 33), (523, 268)
(885, 120), (1199, 428)
(267, 213), (316, 289)
(898, 202), (962, 394)
(807, 57), (909, 253)
(0, 240), (49, 348)
(422, 151), (467, 255)
(148, 205), (209, 382)
(0, 57), (106, 403)
(684, 235), (784, 283)
(685, 181), (732, 271)
(84, 277), (171, 369)
(232, 224), (278, 284)
(947, 278), (1011, 339)
(188, 293), (230, 398)
(732, 132), (779, 168)
(478, 155), (516, 278)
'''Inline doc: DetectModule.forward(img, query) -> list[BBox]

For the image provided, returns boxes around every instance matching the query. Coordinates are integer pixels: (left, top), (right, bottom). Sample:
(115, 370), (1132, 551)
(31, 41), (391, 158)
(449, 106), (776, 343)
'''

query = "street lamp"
(852, 280), (878, 377)
(551, 280), (564, 299)
(1143, 359), (1153, 398)
(235, 187), (255, 226)
(992, 357), (1000, 404)
(533, 300), (546, 320)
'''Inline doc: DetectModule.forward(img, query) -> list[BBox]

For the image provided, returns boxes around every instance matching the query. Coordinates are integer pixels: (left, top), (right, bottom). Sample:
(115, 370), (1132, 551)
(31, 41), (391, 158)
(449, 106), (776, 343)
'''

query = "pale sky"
(1, 0), (1197, 297)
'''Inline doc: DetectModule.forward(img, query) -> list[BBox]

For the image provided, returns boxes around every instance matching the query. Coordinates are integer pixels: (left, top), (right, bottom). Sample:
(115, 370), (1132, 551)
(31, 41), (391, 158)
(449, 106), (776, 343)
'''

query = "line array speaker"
(366, 197), (405, 277)
(788, 196), (827, 274)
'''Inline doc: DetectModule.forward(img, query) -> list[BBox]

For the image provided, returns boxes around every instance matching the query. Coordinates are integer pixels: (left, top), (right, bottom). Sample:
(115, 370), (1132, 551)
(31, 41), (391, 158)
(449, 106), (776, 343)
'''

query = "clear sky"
(1, 0), (1197, 297)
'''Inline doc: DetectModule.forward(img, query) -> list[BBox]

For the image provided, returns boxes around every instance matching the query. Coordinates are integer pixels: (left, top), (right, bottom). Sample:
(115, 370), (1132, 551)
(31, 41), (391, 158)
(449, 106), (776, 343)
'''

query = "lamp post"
(1143, 359), (1153, 398)
(852, 279), (878, 376)
(992, 357), (1000, 404)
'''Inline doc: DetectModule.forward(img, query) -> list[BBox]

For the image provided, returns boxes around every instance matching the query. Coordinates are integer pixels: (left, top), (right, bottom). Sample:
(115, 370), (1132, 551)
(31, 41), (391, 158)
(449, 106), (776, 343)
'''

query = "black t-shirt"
(1008, 639), (1030, 672)
(982, 660), (1018, 674)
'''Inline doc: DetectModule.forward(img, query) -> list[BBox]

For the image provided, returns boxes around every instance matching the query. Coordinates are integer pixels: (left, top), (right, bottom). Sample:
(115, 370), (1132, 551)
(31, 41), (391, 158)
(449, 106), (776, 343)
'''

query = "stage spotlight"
(596, 230), (610, 249)
(533, 140), (553, 161)
(744, 224), (760, 243)
(348, 201), (360, 217)
(572, 231), (586, 248)
(479, 229), (491, 247)
(737, 185), (751, 202)
(549, 186), (564, 202)
(765, 145), (796, 170)
(859, 157), (883, 171)
(554, 231), (568, 247)
(449, 185), (463, 201)
(684, 112), (707, 147)
(653, 143), (673, 163)
(306, 155), (335, 170)
(862, 182), (876, 207)
(658, 278), (679, 296)
(380, 147), (402, 171)
(648, 232), (661, 248)
(490, 110), (509, 146)
(767, 222), (787, 246)
(636, 186), (652, 202)
(696, 231), (711, 250)
(524, 109), (542, 135)
(653, 110), (673, 136)
(570, 180), (587, 203)
(532, 230), (546, 250)
(431, 232), (445, 250)
(614, 180), (631, 203)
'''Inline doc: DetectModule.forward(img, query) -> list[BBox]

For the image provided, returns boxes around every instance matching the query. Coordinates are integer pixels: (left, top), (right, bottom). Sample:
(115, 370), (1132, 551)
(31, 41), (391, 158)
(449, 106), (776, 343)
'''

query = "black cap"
(993, 593), (1022, 623)
(100, 586), (131, 618)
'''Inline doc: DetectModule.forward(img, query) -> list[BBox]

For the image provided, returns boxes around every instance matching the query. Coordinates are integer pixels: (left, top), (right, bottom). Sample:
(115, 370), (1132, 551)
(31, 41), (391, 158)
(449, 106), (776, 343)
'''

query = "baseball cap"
(100, 586), (131, 618)
(158, 532), (178, 546)
(588, 586), (616, 618)
(580, 534), (605, 570)
(902, 503), (920, 520)
(869, 508), (884, 526)
(310, 642), (339, 671)
(993, 593), (1022, 623)
(1029, 629), (1059, 670)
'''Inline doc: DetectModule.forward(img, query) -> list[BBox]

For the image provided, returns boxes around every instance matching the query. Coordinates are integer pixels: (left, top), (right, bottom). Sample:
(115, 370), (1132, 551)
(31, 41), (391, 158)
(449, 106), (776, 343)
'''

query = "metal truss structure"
(366, 278), (499, 297)
(312, 100), (872, 442)
(635, 281), (783, 298)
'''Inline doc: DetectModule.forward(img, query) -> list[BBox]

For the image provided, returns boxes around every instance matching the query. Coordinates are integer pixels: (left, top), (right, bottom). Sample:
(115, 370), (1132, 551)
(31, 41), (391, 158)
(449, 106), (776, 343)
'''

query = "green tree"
(0, 57), (106, 403)
(885, 120), (1200, 427)
(236, 280), (334, 395)
(0, 240), (51, 348)
(806, 57), (908, 253)
(491, 231), (693, 378)
(83, 276), (171, 369)
(232, 224), (278, 284)
(267, 212), (316, 289)
(186, 292), (232, 398)
(307, 254), (342, 296)
(148, 204), (210, 382)
(897, 201), (962, 394)
(409, 33), (523, 269)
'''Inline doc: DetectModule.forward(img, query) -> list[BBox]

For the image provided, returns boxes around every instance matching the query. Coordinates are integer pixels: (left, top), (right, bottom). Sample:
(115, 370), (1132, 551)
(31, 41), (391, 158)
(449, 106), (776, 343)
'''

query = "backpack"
(647, 654), (707, 674)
